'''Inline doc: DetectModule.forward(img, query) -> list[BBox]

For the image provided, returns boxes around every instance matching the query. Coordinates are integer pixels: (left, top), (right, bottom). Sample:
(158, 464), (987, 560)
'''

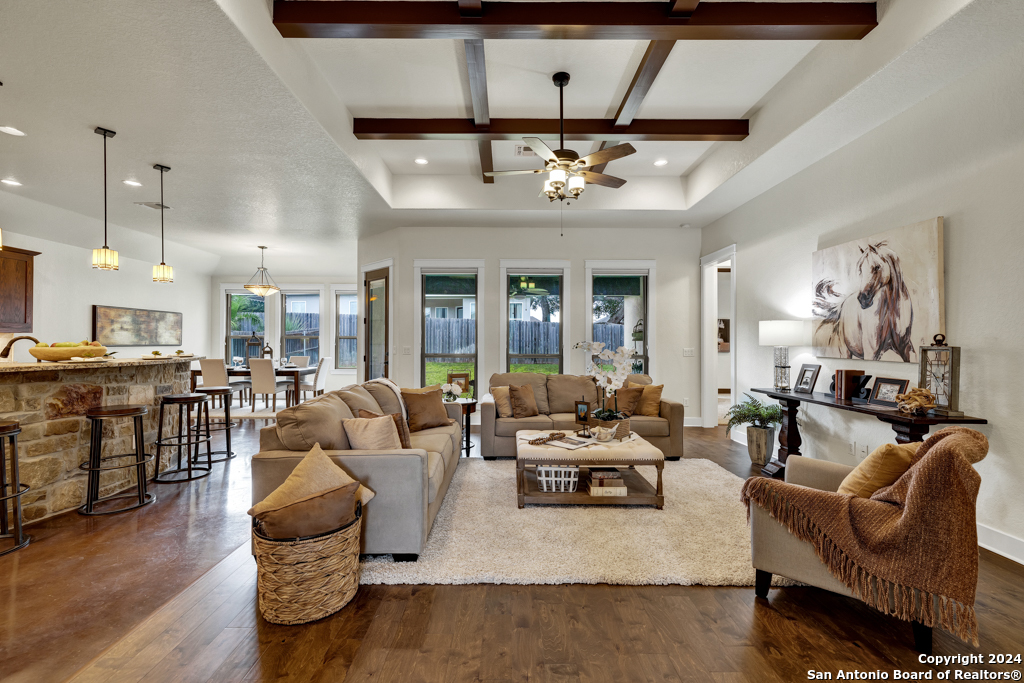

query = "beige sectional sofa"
(251, 383), (462, 561)
(480, 372), (684, 460)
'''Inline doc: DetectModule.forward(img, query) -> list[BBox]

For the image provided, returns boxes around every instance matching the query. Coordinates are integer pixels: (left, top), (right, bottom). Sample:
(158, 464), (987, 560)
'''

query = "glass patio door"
(364, 268), (389, 379)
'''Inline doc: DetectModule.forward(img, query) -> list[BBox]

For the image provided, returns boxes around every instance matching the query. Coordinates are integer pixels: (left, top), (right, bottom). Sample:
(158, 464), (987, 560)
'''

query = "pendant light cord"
(159, 168), (165, 264)
(559, 83), (564, 151)
(102, 133), (108, 249)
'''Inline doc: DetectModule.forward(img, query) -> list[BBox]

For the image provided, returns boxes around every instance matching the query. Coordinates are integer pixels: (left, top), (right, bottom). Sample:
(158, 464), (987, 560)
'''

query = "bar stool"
(79, 405), (154, 516)
(153, 393), (213, 483)
(194, 386), (236, 463)
(1, 421), (30, 555)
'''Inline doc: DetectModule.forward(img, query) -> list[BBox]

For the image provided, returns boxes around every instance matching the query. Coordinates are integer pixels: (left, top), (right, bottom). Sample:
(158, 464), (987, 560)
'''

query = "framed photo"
(574, 400), (591, 425)
(794, 364), (821, 394)
(447, 372), (471, 396)
(718, 319), (730, 352)
(869, 378), (910, 407)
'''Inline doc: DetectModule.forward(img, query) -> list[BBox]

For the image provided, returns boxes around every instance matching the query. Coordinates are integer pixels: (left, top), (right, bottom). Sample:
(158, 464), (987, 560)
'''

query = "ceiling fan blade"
(523, 137), (558, 163)
(576, 143), (637, 168)
(485, 169), (546, 176)
(578, 171), (627, 189)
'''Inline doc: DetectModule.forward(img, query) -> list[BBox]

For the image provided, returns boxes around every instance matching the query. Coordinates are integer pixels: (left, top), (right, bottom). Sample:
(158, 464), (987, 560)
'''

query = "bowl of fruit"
(29, 341), (109, 362)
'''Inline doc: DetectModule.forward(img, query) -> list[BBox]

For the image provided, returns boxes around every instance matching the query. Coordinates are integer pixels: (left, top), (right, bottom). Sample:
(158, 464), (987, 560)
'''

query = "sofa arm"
(259, 425), (287, 451)
(659, 398), (685, 459)
(480, 399), (496, 458)
(444, 402), (462, 422)
(784, 455), (853, 492)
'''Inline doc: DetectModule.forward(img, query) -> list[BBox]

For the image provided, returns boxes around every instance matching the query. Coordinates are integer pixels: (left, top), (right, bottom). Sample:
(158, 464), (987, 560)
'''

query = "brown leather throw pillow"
(257, 481), (361, 540)
(358, 409), (412, 449)
(401, 388), (450, 432)
(509, 383), (540, 418)
(613, 386), (646, 417)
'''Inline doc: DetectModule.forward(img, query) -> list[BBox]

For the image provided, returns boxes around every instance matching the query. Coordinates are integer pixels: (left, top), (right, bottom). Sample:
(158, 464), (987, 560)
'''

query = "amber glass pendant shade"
(92, 247), (119, 271)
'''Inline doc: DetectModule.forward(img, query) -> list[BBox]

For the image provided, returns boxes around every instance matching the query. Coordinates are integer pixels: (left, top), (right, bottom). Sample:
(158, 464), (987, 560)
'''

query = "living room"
(1, 0), (1023, 681)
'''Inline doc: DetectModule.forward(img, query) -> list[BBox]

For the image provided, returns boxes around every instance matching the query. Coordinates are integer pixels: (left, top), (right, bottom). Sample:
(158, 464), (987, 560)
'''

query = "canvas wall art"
(92, 306), (183, 347)
(812, 217), (944, 363)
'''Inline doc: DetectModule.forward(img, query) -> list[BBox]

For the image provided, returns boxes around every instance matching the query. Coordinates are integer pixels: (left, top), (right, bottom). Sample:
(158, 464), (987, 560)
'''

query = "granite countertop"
(0, 356), (205, 373)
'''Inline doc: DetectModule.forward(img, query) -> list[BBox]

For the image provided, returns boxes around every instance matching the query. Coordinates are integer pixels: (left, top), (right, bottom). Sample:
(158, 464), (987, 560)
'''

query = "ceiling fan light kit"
(486, 71), (636, 202)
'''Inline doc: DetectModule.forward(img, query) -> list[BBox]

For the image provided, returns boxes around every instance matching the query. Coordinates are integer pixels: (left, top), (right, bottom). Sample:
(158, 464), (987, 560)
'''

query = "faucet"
(0, 336), (40, 360)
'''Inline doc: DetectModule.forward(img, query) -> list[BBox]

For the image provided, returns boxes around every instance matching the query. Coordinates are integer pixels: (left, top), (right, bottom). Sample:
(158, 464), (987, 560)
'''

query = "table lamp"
(759, 321), (811, 391)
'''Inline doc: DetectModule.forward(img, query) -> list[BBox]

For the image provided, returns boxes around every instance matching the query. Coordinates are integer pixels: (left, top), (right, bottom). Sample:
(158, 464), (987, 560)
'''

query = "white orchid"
(441, 383), (462, 400)
(574, 341), (635, 393)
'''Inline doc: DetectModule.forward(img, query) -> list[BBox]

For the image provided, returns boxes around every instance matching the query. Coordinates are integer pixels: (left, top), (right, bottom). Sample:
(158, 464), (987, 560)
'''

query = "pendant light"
(92, 127), (118, 270)
(152, 164), (173, 283)
(244, 246), (279, 297)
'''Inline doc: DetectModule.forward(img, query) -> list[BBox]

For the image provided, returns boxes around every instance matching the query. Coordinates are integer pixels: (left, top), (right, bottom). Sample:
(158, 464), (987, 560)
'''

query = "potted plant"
(725, 394), (783, 466)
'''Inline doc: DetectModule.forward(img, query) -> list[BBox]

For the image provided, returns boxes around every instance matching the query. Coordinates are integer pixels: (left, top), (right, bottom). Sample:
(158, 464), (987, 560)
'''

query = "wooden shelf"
(520, 467), (663, 508)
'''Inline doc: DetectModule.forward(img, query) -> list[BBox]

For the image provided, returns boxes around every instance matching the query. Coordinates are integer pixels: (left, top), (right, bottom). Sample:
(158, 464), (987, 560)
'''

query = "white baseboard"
(684, 417), (703, 427)
(730, 430), (747, 446)
(977, 523), (1024, 566)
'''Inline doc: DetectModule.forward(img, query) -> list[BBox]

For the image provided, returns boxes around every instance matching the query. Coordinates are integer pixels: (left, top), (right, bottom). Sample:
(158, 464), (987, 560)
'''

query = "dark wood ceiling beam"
(669, 0), (701, 17)
(274, 1), (877, 41)
(463, 38), (492, 183)
(614, 40), (676, 129)
(353, 118), (748, 141)
(458, 0), (482, 17)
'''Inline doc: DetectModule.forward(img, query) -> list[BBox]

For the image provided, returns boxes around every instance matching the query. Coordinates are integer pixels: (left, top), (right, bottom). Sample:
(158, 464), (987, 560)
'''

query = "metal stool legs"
(78, 408), (154, 516)
(153, 395), (213, 483)
(0, 425), (30, 555)
(193, 388), (236, 464)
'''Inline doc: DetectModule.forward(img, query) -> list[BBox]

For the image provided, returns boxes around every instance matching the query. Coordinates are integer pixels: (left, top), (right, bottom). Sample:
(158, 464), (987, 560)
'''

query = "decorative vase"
(746, 426), (775, 466)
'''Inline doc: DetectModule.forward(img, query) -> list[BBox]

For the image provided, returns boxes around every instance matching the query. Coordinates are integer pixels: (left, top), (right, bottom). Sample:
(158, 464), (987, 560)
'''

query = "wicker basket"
(536, 465), (579, 493)
(588, 416), (631, 441)
(252, 503), (362, 625)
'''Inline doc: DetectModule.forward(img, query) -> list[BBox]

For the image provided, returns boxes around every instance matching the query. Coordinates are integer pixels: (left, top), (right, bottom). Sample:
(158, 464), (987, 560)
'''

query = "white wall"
(717, 270), (732, 391)
(1, 231), (212, 361)
(700, 42), (1024, 558)
(358, 225), (702, 418)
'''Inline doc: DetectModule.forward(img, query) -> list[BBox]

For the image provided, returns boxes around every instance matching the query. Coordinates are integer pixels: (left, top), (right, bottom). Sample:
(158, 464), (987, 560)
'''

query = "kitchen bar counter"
(0, 357), (201, 522)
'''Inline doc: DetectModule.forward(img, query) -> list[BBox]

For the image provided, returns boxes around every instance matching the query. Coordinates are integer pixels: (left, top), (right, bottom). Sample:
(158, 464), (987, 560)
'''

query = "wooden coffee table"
(515, 430), (664, 509)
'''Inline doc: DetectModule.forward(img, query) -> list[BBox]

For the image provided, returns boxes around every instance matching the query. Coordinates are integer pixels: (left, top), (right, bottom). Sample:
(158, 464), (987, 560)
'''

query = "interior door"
(364, 268), (389, 379)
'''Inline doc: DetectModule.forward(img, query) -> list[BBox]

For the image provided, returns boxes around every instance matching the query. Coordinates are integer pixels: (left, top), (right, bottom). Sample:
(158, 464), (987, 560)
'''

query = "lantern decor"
(918, 334), (962, 416)
(246, 333), (263, 367)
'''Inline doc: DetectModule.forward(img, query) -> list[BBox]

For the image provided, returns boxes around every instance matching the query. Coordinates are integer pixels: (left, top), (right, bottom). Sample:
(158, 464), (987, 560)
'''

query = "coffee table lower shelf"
(518, 466), (664, 509)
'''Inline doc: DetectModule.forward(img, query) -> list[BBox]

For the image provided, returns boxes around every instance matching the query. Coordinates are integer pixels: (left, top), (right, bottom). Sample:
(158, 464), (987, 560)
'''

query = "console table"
(750, 388), (987, 478)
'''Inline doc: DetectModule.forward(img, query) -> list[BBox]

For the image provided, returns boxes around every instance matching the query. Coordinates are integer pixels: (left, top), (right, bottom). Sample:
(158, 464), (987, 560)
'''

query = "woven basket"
(252, 503), (362, 625)
(588, 416), (631, 440)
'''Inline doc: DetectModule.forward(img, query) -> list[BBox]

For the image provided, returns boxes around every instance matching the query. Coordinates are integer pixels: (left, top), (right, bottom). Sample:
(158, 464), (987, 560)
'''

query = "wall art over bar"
(812, 217), (944, 363)
(92, 305), (183, 346)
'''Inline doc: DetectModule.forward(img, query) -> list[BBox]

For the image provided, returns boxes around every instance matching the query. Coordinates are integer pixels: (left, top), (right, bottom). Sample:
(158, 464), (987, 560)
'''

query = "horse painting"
(811, 219), (944, 363)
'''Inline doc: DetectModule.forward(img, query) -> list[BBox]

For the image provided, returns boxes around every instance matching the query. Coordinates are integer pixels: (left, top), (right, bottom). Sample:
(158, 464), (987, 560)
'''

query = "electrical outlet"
(683, 348), (695, 357)
(402, 346), (412, 355)
(849, 441), (856, 456)
(858, 443), (869, 458)
(682, 398), (690, 407)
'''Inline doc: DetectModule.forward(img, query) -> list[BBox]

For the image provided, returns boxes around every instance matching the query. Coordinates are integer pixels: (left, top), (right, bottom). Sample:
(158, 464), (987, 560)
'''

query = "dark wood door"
(364, 267), (389, 379)
(0, 246), (40, 333)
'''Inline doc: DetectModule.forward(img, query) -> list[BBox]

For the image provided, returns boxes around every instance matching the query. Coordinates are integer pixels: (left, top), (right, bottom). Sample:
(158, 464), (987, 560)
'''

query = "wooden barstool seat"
(153, 394), (213, 483)
(79, 405), (154, 516)
(194, 386), (237, 463)
(1, 421), (31, 555)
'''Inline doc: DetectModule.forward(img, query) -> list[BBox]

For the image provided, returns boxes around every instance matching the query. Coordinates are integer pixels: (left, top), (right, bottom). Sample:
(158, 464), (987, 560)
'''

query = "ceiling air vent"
(513, 145), (536, 157)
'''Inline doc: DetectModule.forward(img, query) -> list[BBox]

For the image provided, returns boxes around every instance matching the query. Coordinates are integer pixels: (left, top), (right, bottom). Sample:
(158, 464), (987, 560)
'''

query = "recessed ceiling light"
(123, 179), (142, 187)
(1, 178), (22, 186)
(414, 158), (429, 165)
(653, 159), (668, 167)
(0, 126), (26, 136)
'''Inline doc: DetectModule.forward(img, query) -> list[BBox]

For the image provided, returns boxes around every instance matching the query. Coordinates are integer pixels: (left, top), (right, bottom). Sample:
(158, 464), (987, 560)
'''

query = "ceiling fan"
(485, 72), (636, 201)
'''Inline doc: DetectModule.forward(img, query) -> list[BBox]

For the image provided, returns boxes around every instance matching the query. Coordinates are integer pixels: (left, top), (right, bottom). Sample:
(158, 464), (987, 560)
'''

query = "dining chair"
(298, 357), (330, 402)
(249, 358), (292, 413)
(199, 359), (249, 408)
(288, 356), (311, 368)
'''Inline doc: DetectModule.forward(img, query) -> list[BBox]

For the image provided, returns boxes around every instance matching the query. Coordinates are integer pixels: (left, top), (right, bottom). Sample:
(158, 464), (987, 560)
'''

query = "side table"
(453, 399), (477, 457)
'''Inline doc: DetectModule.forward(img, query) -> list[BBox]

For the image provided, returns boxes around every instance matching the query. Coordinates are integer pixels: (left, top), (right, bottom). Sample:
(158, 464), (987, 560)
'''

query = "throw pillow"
(342, 415), (402, 450)
(337, 385), (383, 415)
(403, 384), (441, 394)
(838, 442), (920, 497)
(401, 388), (451, 432)
(275, 391), (352, 451)
(256, 481), (360, 539)
(613, 386), (646, 417)
(358, 408), (412, 449)
(509, 384), (540, 418)
(629, 382), (664, 417)
(492, 386), (513, 418)
(363, 382), (404, 415)
(248, 443), (374, 518)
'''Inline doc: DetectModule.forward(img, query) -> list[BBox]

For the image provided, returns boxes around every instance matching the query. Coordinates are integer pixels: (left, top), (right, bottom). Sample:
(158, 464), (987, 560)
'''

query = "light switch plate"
(402, 346), (412, 355)
(683, 348), (695, 357)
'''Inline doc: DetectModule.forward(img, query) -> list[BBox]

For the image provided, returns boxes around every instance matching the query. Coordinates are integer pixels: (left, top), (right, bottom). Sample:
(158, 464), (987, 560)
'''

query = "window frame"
(334, 288), (358, 371)
(280, 290), (322, 365)
(420, 271), (478, 398)
(225, 290), (266, 362)
(505, 271), (564, 374)
(585, 260), (656, 377)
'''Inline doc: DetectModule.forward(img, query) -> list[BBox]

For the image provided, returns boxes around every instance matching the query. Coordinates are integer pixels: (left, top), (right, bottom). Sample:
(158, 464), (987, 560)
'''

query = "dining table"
(190, 363), (317, 403)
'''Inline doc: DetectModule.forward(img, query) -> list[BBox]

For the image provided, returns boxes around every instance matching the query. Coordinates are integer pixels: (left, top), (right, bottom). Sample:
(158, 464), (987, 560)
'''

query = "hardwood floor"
(3, 426), (1022, 682)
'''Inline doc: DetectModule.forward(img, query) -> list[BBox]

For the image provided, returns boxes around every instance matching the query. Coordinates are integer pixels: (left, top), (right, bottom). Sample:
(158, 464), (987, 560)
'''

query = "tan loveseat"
(480, 372), (684, 460)
(251, 383), (462, 561)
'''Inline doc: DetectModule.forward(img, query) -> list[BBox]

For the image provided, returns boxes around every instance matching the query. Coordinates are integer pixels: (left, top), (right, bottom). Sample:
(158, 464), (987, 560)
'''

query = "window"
(592, 274), (648, 374)
(336, 292), (357, 369)
(422, 273), (477, 396)
(281, 291), (320, 365)
(507, 273), (561, 374)
(226, 292), (265, 361)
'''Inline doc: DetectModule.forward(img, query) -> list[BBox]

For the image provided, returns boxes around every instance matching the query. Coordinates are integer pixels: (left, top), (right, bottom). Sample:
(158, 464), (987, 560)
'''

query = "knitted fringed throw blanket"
(741, 426), (988, 645)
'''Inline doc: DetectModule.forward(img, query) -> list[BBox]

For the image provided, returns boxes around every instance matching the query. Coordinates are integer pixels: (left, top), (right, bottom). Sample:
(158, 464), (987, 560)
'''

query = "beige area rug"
(361, 458), (761, 587)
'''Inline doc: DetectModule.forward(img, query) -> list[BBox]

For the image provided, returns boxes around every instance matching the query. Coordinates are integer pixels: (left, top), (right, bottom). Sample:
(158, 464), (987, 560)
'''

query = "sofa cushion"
(495, 415), (553, 437)
(342, 415), (402, 450)
(275, 391), (353, 451)
(613, 386), (645, 417)
(402, 388), (451, 432)
(404, 384), (441, 394)
(492, 386), (513, 418)
(409, 432), (456, 472)
(627, 373), (653, 386)
(358, 409), (411, 449)
(249, 443), (374, 515)
(509, 384), (540, 418)
(546, 374), (598, 414)
(629, 382), (664, 417)
(256, 481), (361, 540)
(549, 413), (580, 431)
(489, 372), (550, 414)
(628, 415), (671, 438)
(363, 382), (404, 415)
(414, 421), (461, 458)
(427, 451), (444, 504)
(337, 385), (383, 415)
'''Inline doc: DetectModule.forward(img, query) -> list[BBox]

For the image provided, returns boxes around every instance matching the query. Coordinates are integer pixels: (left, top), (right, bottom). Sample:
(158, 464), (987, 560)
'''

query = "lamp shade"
(759, 320), (811, 347)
